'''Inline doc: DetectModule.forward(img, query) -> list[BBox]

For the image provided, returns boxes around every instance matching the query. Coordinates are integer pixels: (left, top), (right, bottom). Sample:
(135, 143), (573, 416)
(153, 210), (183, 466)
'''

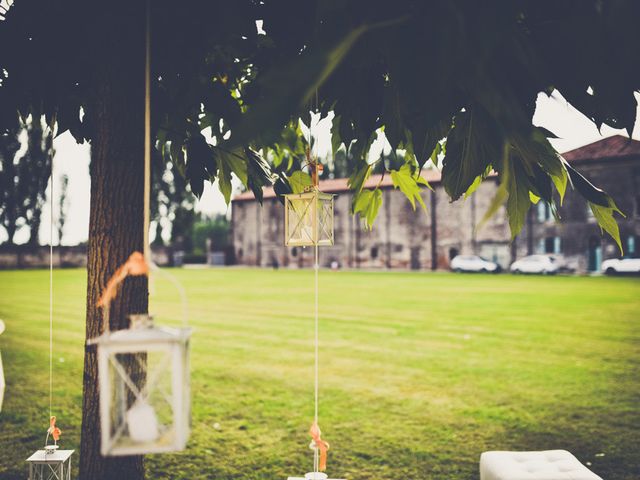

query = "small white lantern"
(26, 449), (74, 480)
(0, 319), (5, 412)
(89, 314), (191, 456)
(284, 189), (335, 247)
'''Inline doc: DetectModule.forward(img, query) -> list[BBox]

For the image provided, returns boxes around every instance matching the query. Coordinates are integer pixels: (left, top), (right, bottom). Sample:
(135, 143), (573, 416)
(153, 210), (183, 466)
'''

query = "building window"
(554, 236), (562, 254)
(537, 201), (552, 222)
(370, 246), (379, 259)
(540, 236), (561, 254)
(449, 247), (458, 260)
(394, 244), (404, 253)
(628, 235), (636, 256)
(291, 247), (298, 257)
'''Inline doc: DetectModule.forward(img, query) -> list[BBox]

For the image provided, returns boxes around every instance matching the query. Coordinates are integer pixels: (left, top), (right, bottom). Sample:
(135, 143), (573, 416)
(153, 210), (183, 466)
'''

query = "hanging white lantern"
(27, 449), (74, 480)
(284, 189), (334, 247)
(0, 319), (5, 413)
(88, 252), (191, 456)
(90, 314), (191, 455)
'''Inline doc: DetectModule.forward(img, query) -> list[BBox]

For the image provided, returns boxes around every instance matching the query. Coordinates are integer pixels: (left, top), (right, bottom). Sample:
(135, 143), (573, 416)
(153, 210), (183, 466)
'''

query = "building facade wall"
(231, 156), (639, 273)
(233, 181), (512, 270)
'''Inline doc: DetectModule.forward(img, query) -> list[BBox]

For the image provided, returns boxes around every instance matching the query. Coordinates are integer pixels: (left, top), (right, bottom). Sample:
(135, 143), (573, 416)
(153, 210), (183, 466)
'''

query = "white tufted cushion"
(480, 450), (602, 480)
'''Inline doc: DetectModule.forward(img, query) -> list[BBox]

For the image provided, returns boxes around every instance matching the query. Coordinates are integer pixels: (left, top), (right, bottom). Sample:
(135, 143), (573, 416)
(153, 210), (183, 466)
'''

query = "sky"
(11, 90), (640, 246)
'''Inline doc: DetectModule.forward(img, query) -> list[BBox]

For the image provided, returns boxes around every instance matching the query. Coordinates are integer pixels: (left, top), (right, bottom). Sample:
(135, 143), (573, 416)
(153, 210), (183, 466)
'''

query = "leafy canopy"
(2, 0), (639, 248)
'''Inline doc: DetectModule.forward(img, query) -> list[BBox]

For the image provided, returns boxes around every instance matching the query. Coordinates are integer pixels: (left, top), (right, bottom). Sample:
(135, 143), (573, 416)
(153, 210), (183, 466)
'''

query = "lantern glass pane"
(287, 196), (315, 246)
(285, 192), (334, 247)
(108, 350), (175, 449)
(317, 195), (334, 246)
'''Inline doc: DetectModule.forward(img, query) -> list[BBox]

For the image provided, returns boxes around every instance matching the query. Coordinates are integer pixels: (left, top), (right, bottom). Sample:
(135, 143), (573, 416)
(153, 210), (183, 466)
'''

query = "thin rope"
(143, 0), (152, 266)
(313, 242), (319, 473)
(143, 0), (156, 310)
(312, 89), (320, 474)
(143, 0), (151, 264)
(49, 132), (54, 419)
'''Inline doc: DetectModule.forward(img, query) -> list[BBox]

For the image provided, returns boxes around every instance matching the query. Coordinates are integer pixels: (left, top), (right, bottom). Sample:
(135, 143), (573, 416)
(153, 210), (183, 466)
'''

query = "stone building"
(231, 136), (640, 272)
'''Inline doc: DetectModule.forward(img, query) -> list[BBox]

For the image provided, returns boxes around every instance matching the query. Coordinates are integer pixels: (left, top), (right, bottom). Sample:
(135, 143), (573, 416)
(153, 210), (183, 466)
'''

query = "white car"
(601, 257), (640, 275)
(510, 255), (559, 274)
(450, 255), (500, 273)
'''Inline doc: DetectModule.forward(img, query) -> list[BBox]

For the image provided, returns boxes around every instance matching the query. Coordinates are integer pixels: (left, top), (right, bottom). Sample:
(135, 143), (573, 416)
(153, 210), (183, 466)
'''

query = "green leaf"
(246, 148), (276, 204)
(215, 147), (249, 204)
(529, 191), (541, 204)
(568, 166), (626, 253)
(390, 163), (426, 211)
(288, 171), (312, 194)
(512, 130), (568, 204)
(331, 115), (343, 154)
(441, 108), (502, 201)
(590, 203), (624, 253)
(353, 188), (383, 229)
(185, 135), (212, 198)
(506, 159), (531, 239)
(566, 163), (610, 207)
(347, 162), (372, 195)
(478, 144), (510, 231)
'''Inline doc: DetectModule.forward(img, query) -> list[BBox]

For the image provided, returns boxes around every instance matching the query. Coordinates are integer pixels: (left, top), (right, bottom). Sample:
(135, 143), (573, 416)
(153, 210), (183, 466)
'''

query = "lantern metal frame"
(26, 449), (74, 480)
(284, 189), (335, 247)
(89, 315), (191, 456)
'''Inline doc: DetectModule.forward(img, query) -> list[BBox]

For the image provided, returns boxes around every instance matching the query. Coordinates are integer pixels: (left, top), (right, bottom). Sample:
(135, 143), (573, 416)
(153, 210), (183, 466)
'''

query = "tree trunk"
(80, 4), (147, 479)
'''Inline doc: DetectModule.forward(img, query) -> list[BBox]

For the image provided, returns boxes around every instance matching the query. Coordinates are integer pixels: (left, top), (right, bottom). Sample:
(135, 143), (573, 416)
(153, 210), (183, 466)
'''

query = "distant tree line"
(0, 115), (52, 246)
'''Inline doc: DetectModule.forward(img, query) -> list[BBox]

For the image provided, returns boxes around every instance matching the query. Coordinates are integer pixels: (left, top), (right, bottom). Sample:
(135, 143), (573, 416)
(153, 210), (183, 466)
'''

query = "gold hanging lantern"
(284, 161), (334, 247)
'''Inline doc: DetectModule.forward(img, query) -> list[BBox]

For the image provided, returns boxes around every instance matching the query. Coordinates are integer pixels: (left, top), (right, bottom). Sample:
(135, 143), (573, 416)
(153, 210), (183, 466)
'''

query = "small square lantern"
(89, 314), (191, 456)
(27, 449), (74, 480)
(285, 190), (334, 247)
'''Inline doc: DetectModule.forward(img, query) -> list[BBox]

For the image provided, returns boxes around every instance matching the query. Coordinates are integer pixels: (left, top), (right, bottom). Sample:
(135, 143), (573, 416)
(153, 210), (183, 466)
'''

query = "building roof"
(561, 135), (640, 163)
(233, 168), (444, 202)
(233, 135), (640, 202)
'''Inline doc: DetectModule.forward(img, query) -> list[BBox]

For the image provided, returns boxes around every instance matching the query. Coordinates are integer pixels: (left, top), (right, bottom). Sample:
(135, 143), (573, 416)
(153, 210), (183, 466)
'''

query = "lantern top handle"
(96, 251), (189, 336)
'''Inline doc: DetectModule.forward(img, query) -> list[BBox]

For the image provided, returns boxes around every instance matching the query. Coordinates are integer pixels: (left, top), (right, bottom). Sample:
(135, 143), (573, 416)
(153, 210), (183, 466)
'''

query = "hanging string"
(49, 126), (54, 419)
(312, 89), (320, 474)
(143, 0), (152, 266)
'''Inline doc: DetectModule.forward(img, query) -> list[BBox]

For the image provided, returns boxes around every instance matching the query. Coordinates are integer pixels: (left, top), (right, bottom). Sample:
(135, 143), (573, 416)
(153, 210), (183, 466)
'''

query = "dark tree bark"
(80, 4), (147, 479)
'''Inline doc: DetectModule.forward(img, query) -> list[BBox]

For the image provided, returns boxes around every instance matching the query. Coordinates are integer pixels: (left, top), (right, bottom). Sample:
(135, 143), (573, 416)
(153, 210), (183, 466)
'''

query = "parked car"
(601, 257), (640, 275)
(450, 255), (500, 273)
(510, 255), (559, 274)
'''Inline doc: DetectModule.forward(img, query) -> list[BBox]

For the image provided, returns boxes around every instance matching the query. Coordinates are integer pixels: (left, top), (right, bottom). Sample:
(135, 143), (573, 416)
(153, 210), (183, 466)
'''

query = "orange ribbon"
(48, 416), (61, 442)
(97, 252), (149, 307)
(309, 421), (330, 471)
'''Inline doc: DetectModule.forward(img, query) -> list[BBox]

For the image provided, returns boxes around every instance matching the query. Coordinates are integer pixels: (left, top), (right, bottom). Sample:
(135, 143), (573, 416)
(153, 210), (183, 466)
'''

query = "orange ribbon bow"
(97, 252), (149, 307)
(48, 416), (61, 442)
(309, 421), (330, 472)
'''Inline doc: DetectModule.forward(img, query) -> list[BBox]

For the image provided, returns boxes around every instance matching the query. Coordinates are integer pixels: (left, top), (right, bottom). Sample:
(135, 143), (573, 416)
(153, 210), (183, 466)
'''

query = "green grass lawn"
(0, 268), (638, 479)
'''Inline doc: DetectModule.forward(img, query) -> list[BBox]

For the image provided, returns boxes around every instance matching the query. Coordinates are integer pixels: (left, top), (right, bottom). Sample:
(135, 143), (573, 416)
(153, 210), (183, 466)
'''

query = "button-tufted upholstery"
(480, 450), (602, 480)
